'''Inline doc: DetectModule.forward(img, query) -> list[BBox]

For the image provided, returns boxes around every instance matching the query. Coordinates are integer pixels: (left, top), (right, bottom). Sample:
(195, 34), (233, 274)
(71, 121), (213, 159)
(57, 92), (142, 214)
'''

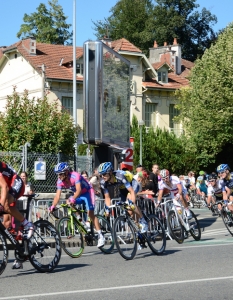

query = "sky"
(0, 0), (233, 48)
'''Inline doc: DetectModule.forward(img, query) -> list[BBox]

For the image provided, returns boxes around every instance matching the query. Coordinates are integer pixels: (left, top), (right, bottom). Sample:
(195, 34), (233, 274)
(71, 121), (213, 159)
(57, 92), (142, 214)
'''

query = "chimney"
(153, 41), (158, 48)
(164, 42), (167, 46)
(22, 37), (36, 55)
(173, 38), (178, 45)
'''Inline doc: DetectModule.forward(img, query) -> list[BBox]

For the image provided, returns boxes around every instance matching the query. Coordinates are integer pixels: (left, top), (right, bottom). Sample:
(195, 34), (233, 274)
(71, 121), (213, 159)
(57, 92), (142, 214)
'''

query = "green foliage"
(0, 88), (80, 154)
(17, 0), (72, 45)
(130, 115), (198, 174)
(176, 23), (233, 167)
(93, 0), (217, 60)
(153, 0), (217, 61)
(93, 0), (155, 55)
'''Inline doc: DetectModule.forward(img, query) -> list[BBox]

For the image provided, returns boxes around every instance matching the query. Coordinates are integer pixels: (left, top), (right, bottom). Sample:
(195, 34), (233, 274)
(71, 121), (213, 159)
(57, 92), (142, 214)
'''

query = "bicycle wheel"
(0, 232), (8, 276)
(96, 215), (114, 254)
(221, 209), (233, 236)
(28, 220), (61, 272)
(57, 216), (84, 258)
(113, 215), (137, 260)
(147, 214), (166, 255)
(188, 210), (201, 240)
(167, 210), (184, 244)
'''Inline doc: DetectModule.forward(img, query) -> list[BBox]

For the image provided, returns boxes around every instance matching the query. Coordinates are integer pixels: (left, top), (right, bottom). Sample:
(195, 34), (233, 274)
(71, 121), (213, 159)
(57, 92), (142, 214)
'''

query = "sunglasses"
(102, 173), (110, 176)
(58, 173), (65, 176)
(162, 176), (169, 180)
(219, 171), (225, 174)
(208, 180), (215, 183)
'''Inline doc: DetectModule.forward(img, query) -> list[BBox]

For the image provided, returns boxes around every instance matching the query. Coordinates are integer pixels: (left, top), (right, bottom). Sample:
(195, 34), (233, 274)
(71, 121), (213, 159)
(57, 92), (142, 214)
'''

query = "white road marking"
(2, 276), (233, 299)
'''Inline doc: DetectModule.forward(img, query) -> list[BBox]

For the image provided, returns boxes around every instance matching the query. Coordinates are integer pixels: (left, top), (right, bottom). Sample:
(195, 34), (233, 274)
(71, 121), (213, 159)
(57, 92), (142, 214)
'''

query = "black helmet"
(208, 174), (217, 181)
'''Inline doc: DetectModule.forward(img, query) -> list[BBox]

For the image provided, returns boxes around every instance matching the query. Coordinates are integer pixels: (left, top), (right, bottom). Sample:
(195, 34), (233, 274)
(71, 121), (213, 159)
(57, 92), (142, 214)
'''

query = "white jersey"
(207, 179), (224, 198)
(158, 176), (181, 198)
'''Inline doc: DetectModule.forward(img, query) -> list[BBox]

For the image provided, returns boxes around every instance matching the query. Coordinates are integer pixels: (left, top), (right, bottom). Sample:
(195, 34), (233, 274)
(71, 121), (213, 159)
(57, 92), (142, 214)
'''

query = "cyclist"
(98, 162), (148, 232)
(157, 169), (192, 219)
(0, 161), (34, 270)
(49, 162), (105, 248)
(217, 164), (233, 213)
(196, 175), (208, 202)
(206, 173), (223, 215)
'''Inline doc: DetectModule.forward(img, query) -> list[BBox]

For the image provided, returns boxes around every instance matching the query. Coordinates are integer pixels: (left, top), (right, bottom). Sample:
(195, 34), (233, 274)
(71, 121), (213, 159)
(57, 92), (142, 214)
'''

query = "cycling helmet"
(197, 175), (204, 182)
(216, 164), (230, 173)
(54, 162), (69, 174)
(208, 174), (217, 181)
(199, 170), (205, 175)
(160, 169), (170, 179)
(98, 162), (113, 174)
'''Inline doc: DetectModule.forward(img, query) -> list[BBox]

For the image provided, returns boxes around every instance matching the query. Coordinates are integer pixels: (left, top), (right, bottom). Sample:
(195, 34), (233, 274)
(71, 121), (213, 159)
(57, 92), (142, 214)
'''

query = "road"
(1, 208), (233, 300)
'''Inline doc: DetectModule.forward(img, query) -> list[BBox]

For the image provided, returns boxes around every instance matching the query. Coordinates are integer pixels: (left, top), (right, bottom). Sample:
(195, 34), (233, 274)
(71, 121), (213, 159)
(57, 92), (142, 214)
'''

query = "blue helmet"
(216, 164), (230, 173)
(54, 162), (69, 174)
(98, 162), (113, 174)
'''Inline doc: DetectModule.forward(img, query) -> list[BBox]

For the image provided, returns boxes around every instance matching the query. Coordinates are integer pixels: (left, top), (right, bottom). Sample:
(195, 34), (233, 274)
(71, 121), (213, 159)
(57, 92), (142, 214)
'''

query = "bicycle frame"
(0, 221), (26, 256)
(158, 198), (173, 240)
(172, 205), (191, 232)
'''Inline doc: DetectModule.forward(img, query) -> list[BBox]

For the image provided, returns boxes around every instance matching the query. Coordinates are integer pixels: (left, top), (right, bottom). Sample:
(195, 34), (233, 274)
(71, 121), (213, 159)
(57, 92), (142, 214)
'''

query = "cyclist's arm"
(223, 187), (231, 201)
(52, 189), (62, 207)
(0, 175), (9, 206)
(73, 182), (82, 199)
(104, 192), (111, 207)
(157, 189), (163, 203)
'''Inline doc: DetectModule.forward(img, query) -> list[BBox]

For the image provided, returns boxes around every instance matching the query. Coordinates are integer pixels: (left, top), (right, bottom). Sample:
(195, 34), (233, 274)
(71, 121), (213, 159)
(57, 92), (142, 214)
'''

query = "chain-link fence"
(0, 151), (93, 193)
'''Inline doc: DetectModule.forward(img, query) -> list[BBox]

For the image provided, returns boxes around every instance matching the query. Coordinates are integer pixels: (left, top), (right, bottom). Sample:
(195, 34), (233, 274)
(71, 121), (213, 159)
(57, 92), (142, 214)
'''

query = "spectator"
(90, 168), (102, 200)
(18, 171), (34, 209)
(136, 164), (144, 173)
(149, 164), (159, 195)
(81, 170), (89, 182)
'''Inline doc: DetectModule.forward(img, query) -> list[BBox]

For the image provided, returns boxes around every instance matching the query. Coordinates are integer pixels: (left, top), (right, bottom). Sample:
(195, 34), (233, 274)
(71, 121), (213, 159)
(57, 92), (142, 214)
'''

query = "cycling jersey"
(207, 180), (223, 199)
(221, 178), (233, 195)
(0, 161), (25, 200)
(57, 171), (91, 193)
(56, 171), (94, 211)
(100, 170), (139, 201)
(158, 176), (181, 198)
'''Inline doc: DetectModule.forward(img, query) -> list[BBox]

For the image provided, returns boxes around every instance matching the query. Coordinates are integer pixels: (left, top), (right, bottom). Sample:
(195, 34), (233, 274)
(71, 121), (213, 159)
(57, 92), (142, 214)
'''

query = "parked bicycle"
(53, 204), (114, 258)
(112, 201), (166, 260)
(0, 194), (61, 275)
(167, 199), (201, 244)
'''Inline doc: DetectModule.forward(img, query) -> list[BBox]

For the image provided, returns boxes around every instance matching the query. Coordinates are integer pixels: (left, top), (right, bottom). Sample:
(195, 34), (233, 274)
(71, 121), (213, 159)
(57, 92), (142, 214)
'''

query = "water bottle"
(77, 215), (89, 231)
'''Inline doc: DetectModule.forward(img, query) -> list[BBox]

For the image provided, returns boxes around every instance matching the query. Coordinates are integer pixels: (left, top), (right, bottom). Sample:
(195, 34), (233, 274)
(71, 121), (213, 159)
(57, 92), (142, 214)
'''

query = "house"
(0, 37), (193, 137)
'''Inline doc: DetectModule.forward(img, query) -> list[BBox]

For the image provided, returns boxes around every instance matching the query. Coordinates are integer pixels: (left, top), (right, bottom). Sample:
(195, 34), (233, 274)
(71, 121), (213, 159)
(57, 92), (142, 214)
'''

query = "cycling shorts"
(9, 175), (25, 206)
(75, 189), (95, 211)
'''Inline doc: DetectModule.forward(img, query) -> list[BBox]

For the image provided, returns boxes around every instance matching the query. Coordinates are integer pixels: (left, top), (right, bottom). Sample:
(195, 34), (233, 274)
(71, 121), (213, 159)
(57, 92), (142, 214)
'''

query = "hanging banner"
(121, 137), (134, 171)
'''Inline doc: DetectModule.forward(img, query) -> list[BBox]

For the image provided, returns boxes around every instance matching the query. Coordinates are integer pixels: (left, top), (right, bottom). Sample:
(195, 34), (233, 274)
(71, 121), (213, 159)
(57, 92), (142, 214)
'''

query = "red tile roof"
(110, 38), (142, 53)
(152, 61), (174, 71)
(143, 73), (190, 90)
(3, 40), (83, 81)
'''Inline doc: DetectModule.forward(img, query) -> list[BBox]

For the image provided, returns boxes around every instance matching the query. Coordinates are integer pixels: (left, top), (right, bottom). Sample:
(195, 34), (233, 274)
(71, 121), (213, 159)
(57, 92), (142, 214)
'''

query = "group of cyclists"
(1, 159), (233, 270)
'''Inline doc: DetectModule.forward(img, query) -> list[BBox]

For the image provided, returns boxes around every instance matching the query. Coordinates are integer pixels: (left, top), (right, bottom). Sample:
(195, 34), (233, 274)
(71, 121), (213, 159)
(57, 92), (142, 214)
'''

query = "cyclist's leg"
(76, 191), (104, 247)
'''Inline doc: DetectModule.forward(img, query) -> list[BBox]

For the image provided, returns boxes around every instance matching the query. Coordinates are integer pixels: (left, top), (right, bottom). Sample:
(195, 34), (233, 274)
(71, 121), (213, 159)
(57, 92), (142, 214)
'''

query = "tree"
(17, 0), (72, 45)
(0, 88), (80, 154)
(130, 115), (198, 174)
(153, 0), (217, 61)
(93, 0), (155, 55)
(175, 23), (233, 167)
(93, 0), (217, 61)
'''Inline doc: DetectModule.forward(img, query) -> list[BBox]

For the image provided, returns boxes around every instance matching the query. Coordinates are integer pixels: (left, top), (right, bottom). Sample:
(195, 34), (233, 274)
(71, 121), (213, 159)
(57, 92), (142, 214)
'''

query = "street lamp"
(138, 120), (144, 165)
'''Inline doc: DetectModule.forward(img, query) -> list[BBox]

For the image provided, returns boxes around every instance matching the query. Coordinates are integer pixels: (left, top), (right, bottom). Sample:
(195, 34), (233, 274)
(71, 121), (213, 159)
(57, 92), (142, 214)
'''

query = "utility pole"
(73, 0), (77, 156)
(41, 64), (45, 99)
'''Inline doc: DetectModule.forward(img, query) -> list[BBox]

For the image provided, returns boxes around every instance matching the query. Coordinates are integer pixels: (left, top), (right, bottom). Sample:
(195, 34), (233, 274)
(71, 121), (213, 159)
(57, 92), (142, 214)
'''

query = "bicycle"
(112, 201), (166, 260)
(167, 199), (201, 244)
(155, 197), (174, 240)
(221, 203), (233, 236)
(53, 204), (114, 258)
(0, 194), (61, 275)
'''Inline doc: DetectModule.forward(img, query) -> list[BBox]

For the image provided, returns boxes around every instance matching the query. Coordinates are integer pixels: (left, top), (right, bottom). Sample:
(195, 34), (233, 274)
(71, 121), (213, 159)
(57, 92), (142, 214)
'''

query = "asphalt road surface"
(1, 208), (233, 300)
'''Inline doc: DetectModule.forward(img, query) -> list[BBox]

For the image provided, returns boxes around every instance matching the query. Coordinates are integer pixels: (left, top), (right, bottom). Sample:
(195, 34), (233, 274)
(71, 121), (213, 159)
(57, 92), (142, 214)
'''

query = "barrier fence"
(21, 196), (171, 229)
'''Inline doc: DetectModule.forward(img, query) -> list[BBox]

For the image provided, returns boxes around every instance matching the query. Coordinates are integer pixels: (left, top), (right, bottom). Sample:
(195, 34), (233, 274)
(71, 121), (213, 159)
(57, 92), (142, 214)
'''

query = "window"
(169, 104), (179, 128)
(76, 63), (83, 75)
(145, 103), (157, 127)
(158, 71), (167, 83)
(62, 97), (73, 116)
